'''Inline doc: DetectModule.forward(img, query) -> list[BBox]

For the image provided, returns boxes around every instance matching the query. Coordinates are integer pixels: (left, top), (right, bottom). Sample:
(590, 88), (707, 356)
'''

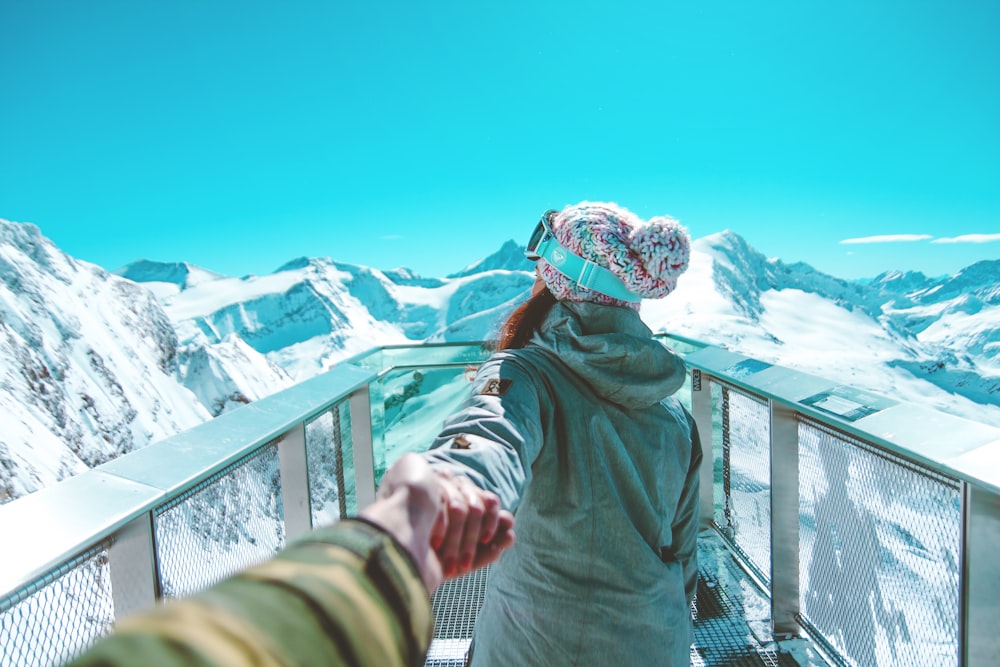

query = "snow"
(179, 335), (295, 416)
(1, 216), (997, 505)
(641, 233), (1000, 429)
(0, 219), (212, 501)
(164, 270), (310, 321)
(391, 280), (462, 308)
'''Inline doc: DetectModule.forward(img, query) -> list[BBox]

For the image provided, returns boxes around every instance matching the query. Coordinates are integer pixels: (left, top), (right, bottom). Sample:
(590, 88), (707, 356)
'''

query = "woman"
(425, 202), (702, 666)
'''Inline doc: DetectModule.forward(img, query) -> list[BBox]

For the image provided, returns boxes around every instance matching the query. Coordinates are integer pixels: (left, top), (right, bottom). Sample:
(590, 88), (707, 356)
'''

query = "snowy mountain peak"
(940, 260), (1000, 304)
(694, 229), (884, 322)
(694, 230), (764, 269)
(871, 259), (999, 309)
(869, 269), (933, 296)
(449, 239), (532, 278)
(274, 256), (335, 274)
(178, 334), (293, 417)
(381, 267), (446, 288)
(0, 219), (81, 282)
(115, 259), (225, 290)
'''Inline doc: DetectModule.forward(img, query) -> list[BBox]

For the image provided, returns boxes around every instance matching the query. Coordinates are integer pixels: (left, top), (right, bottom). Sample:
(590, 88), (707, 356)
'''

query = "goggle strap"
(539, 240), (641, 302)
(524, 211), (641, 302)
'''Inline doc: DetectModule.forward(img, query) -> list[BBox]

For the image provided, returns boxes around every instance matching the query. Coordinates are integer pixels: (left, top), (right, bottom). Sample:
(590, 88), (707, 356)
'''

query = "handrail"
(680, 343), (1000, 495)
(0, 363), (379, 602)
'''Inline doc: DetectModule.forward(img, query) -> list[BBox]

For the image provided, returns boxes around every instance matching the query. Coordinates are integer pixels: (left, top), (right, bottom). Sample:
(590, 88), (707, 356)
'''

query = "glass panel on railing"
(382, 343), (492, 370)
(153, 442), (285, 599)
(0, 545), (113, 667)
(714, 384), (772, 583)
(653, 333), (707, 357)
(376, 365), (478, 479)
(337, 347), (385, 373)
(798, 422), (961, 667)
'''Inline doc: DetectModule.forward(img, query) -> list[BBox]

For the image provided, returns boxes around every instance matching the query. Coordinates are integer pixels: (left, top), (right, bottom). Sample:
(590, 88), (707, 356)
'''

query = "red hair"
(494, 287), (557, 351)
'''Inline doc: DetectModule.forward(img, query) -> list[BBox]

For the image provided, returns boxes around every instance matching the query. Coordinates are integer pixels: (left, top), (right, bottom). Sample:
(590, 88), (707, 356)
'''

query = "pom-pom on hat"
(537, 201), (691, 309)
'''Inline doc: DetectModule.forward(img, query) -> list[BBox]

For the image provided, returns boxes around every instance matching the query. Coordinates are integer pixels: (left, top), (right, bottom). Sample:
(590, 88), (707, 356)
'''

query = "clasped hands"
(360, 453), (516, 593)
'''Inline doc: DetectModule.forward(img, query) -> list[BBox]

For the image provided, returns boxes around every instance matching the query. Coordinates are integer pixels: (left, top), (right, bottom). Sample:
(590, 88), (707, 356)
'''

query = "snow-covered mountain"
(643, 231), (999, 426)
(0, 220), (297, 502)
(121, 254), (535, 381)
(0, 222), (207, 501)
(1, 218), (997, 504)
(118, 228), (1000, 427)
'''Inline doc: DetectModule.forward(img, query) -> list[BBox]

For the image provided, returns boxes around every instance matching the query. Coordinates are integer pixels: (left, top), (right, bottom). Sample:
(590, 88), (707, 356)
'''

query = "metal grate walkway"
(425, 529), (813, 666)
(692, 530), (802, 666)
(425, 566), (490, 666)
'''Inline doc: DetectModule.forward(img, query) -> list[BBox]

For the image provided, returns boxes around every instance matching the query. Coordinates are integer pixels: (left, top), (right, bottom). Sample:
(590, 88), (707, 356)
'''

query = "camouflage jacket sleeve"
(66, 519), (434, 667)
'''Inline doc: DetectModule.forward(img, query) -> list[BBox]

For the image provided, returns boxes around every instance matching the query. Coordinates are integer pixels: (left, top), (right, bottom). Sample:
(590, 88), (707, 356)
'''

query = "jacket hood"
(530, 301), (686, 408)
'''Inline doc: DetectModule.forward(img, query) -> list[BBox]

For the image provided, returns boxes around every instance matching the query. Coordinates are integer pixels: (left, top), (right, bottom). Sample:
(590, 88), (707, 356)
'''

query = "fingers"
(470, 510), (515, 571)
(432, 472), (516, 580)
(436, 474), (486, 577)
(430, 500), (448, 552)
(476, 492), (502, 546)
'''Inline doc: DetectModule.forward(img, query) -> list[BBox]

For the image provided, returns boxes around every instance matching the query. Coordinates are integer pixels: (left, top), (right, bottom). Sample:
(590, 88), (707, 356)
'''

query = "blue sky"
(1, 1), (997, 281)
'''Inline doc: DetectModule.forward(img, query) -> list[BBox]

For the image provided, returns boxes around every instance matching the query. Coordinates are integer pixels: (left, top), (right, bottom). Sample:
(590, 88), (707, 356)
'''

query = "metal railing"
(0, 342), (487, 667)
(679, 341), (1000, 667)
(1, 338), (997, 666)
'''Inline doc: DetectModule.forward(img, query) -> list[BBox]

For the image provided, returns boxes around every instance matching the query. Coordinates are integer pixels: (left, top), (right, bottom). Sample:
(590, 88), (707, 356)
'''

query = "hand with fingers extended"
(360, 454), (515, 593)
(431, 468), (515, 580)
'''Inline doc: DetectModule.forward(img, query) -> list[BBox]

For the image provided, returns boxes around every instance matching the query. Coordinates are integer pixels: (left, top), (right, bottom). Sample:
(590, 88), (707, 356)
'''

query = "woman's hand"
(360, 454), (514, 593)
(432, 468), (515, 579)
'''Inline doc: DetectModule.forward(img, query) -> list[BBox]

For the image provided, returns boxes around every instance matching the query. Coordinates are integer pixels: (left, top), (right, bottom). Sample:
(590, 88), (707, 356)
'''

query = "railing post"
(108, 513), (158, 619)
(769, 402), (801, 637)
(350, 386), (377, 510)
(964, 483), (1000, 666)
(278, 423), (312, 541)
(690, 370), (714, 528)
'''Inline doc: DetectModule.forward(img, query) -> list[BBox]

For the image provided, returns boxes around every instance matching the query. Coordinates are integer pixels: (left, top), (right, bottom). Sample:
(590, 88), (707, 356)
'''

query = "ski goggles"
(525, 210), (558, 261)
(524, 210), (642, 302)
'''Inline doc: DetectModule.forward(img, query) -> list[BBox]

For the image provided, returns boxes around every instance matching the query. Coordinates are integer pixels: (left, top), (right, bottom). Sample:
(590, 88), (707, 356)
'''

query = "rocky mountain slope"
(0, 222), (207, 501)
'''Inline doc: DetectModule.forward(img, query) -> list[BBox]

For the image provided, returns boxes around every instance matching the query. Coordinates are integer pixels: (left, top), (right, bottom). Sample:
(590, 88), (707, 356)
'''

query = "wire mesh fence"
(306, 401), (351, 527)
(152, 441), (285, 599)
(715, 383), (772, 584)
(0, 545), (113, 667)
(798, 420), (962, 667)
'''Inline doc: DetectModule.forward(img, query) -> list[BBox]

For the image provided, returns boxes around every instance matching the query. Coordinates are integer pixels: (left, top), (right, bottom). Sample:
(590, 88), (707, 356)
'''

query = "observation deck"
(1, 338), (998, 666)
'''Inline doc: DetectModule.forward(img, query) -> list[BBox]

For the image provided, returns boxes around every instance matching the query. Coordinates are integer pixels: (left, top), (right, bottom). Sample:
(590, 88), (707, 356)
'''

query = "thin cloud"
(381, 234), (403, 241)
(931, 233), (1000, 244)
(839, 234), (933, 245)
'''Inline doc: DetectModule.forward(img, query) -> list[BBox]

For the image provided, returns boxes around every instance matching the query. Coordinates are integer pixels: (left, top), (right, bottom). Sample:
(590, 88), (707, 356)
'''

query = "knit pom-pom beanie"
(538, 201), (691, 309)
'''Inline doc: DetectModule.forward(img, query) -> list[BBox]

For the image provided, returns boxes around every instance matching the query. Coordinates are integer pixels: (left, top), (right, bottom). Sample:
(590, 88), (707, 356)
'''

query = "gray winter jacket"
(424, 301), (701, 666)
